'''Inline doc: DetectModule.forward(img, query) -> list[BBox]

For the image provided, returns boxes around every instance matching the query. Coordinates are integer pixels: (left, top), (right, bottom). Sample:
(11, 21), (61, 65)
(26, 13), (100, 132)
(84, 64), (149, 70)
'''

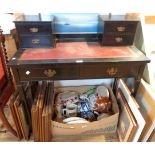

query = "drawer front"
(19, 35), (53, 48)
(102, 34), (134, 46)
(80, 63), (139, 78)
(104, 21), (138, 34)
(18, 65), (79, 81)
(15, 22), (52, 34)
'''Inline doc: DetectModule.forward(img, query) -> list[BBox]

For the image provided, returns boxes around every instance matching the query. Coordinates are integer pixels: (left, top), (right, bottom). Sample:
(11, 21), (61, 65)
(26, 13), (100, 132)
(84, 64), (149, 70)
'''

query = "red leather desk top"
(20, 42), (138, 60)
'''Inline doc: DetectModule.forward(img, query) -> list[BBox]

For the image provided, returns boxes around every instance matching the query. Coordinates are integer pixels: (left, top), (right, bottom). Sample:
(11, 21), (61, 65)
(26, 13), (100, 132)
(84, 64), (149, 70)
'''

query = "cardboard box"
(51, 85), (119, 139)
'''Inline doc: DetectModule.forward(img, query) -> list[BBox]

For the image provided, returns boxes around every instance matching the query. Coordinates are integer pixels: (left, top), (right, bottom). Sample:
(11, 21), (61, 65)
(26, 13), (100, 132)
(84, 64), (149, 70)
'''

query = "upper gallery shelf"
(13, 14), (140, 48)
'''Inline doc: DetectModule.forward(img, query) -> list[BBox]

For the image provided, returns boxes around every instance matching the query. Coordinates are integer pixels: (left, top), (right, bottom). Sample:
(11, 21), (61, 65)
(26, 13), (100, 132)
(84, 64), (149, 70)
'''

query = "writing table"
(8, 41), (150, 133)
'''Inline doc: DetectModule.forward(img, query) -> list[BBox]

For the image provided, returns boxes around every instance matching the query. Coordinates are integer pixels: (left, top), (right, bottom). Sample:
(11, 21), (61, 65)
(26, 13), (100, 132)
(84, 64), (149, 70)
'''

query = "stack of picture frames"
(8, 81), (38, 141)
(8, 84), (29, 140)
(116, 88), (137, 141)
(31, 81), (54, 142)
(116, 79), (146, 142)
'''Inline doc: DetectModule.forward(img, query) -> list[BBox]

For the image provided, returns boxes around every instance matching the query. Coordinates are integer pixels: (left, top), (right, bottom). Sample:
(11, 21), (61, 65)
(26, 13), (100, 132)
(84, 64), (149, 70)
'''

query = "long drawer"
(80, 63), (140, 78)
(18, 65), (79, 81)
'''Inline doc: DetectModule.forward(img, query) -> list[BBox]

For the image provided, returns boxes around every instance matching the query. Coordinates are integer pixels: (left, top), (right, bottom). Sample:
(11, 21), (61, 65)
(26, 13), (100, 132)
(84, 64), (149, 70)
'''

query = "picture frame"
(117, 88), (137, 142)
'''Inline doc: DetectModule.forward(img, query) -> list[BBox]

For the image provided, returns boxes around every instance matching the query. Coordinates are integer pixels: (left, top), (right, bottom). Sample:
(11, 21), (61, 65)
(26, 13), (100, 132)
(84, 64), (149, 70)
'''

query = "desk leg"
(113, 78), (118, 95)
(133, 65), (146, 97)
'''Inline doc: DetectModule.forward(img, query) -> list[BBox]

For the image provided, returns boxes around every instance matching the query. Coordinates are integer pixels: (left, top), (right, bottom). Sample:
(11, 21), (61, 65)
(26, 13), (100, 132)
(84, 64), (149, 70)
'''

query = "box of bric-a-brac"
(51, 85), (119, 140)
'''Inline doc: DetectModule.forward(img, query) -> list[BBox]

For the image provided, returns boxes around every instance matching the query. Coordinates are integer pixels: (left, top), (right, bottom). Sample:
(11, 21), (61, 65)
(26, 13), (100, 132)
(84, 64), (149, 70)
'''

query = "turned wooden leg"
(0, 107), (17, 137)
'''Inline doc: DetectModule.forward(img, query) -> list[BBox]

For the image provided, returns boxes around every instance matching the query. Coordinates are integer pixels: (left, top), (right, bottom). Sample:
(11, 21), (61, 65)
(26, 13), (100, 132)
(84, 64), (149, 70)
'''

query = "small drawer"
(19, 35), (53, 48)
(102, 34), (134, 46)
(104, 21), (138, 34)
(15, 22), (52, 34)
(18, 65), (79, 81)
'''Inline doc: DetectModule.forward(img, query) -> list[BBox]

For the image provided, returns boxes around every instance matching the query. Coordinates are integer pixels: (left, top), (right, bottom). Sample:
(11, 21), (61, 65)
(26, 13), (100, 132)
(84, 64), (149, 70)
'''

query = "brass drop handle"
(106, 67), (118, 76)
(44, 69), (56, 77)
(29, 27), (39, 33)
(117, 26), (125, 32)
(115, 37), (123, 43)
(32, 39), (40, 44)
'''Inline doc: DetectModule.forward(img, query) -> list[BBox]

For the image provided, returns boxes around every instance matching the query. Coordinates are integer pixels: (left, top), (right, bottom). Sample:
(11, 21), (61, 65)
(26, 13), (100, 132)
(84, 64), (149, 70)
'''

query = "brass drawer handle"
(29, 27), (39, 33)
(32, 39), (40, 44)
(44, 69), (56, 77)
(117, 26), (125, 32)
(115, 37), (123, 43)
(106, 67), (118, 76)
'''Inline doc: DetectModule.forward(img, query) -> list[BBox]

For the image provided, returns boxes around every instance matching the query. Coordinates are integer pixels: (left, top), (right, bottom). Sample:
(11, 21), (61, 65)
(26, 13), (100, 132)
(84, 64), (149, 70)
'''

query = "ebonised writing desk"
(9, 15), (150, 135)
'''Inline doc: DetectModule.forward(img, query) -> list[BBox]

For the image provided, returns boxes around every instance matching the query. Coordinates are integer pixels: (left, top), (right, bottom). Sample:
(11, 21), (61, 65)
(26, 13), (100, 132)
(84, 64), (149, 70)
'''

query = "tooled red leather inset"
(20, 42), (138, 60)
